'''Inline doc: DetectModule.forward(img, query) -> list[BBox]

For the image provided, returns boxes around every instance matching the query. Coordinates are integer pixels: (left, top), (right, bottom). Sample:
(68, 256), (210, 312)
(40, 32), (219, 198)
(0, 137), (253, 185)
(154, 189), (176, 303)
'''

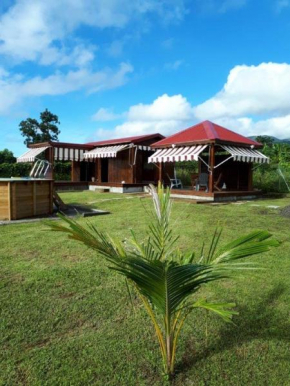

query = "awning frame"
(219, 145), (269, 165)
(83, 144), (130, 159)
(17, 146), (50, 163)
(148, 145), (208, 163)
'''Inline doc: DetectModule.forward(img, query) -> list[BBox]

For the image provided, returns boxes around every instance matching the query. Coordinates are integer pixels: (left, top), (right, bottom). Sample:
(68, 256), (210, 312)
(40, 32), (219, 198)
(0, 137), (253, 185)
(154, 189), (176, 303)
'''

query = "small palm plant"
(47, 184), (278, 378)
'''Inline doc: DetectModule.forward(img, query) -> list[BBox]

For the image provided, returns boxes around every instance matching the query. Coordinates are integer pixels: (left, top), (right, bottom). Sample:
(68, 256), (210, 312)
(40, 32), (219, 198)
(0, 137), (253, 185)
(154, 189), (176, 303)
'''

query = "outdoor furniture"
(167, 173), (183, 189)
(214, 172), (223, 192)
(196, 173), (209, 192)
(191, 173), (199, 190)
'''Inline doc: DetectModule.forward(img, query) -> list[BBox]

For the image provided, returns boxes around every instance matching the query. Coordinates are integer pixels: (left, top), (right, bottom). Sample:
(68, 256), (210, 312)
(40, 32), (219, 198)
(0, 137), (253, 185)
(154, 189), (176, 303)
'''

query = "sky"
(1, 0), (290, 156)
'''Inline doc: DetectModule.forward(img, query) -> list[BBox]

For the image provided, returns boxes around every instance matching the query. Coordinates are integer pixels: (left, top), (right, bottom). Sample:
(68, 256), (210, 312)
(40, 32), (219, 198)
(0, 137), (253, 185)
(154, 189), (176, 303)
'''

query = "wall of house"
(108, 149), (133, 183)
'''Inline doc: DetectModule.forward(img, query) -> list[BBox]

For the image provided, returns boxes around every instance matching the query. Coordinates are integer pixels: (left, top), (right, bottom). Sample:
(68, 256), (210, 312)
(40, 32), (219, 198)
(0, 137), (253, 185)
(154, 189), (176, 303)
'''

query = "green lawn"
(1, 191), (290, 385)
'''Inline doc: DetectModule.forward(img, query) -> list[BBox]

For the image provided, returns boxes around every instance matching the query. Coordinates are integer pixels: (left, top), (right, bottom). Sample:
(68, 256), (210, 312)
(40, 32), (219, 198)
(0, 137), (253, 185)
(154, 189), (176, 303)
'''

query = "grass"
(1, 191), (290, 385)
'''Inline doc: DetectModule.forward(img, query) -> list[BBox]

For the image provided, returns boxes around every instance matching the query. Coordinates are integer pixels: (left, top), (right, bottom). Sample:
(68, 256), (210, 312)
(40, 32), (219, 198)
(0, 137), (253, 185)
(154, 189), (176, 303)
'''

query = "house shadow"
(176, 283), (290, 375)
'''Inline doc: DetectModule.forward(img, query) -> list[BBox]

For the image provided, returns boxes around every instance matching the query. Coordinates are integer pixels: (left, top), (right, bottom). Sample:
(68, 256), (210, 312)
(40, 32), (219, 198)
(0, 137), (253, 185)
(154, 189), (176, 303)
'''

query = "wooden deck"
(171, 188), (262, 202)
(54, 181), (263, 201)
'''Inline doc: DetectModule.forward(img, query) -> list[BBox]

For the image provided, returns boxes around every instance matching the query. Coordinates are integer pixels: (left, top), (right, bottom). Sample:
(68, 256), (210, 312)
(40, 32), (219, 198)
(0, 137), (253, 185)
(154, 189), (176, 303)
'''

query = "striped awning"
(136, 145), (152, 151)
(148, 145), (208, 163)
(54, 147), (86, 161)
(17, 146), (49, 163)
(84, 144), (130, 159)
(222, 145), (269, 163)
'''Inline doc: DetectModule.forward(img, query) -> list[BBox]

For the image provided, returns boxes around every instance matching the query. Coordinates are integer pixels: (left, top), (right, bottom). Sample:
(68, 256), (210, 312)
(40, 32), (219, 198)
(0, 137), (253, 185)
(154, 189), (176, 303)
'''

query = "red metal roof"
(152, 121), (262, 148)
(86, 133), (164, 147)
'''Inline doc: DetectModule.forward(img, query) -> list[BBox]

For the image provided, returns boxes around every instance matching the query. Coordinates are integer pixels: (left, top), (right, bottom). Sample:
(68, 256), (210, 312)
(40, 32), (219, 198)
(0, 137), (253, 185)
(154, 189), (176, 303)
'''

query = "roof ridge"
(86, 132), (163, 145)
(204, 120), (219, 140)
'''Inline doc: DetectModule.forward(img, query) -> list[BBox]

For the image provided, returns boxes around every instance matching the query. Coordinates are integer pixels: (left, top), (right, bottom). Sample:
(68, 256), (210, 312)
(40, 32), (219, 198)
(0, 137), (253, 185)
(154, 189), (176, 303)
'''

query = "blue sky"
(1, 0), (290, 156)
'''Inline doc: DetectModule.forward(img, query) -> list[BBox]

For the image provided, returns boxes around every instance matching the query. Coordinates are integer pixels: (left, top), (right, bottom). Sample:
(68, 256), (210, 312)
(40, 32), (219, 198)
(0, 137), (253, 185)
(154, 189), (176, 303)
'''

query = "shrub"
(0, 162), (31, 178)
(54, 161), (71, 181)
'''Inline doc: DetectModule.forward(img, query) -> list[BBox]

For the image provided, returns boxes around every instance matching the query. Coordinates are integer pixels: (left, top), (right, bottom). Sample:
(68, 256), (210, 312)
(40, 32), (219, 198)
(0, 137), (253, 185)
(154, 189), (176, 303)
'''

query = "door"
(101, 158), (109, 182)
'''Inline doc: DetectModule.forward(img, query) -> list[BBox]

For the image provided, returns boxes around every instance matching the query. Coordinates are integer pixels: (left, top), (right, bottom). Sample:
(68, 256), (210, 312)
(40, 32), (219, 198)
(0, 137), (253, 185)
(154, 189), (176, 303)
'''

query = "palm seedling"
(47, 184), (278, 378)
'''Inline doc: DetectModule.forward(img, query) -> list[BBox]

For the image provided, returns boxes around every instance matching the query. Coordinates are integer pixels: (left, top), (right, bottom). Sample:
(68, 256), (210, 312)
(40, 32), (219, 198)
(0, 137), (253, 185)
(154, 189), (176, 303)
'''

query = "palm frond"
(193, 299), (238, 323)
(147, 183), (177, 259)
(45, 214), (127, 265)
(210, 230), (279, 265)
(111, 259), (224, 316)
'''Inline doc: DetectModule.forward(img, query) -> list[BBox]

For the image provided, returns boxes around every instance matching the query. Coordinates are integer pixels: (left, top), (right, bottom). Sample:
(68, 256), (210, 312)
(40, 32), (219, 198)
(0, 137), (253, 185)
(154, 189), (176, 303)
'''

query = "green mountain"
(249, 135), (290, 145)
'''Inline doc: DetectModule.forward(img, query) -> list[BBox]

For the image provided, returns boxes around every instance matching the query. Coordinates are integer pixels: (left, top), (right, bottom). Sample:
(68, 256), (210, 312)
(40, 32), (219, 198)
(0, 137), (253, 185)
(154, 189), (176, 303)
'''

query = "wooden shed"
(149, 120), (269, 201)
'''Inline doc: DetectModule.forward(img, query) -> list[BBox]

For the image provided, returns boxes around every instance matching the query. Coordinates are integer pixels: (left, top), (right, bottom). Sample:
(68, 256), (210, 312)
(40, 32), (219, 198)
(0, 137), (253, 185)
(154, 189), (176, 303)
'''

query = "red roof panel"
(152, 121), (262, 148)
(86, 133), (164, 147)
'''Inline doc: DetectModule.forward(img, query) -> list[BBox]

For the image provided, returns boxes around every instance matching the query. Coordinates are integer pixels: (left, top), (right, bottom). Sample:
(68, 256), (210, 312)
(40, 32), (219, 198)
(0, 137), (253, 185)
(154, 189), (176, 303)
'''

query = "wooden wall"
(0, 183), (9, 220)
(108, 149), (133, 183)
(0, 180), (53, 221)
(71, 161), (81, 182)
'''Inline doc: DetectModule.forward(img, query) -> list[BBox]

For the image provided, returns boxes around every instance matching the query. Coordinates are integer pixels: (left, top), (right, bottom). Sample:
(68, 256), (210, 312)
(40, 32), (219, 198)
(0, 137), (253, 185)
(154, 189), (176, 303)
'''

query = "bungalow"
(148, 120), (269, 201)
(17, 133), (173, 193)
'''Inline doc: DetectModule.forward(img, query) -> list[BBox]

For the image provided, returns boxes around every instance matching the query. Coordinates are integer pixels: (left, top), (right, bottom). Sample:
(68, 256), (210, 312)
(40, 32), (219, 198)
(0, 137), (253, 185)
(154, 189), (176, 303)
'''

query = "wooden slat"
(0, 180), (53, 220)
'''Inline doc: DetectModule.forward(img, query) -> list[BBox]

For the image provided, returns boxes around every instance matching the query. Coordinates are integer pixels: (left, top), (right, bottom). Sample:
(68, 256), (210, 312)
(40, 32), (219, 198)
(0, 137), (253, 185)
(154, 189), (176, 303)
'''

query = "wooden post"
(48, 147), (54, 180)
(8, 182), (12, 221)
(130, 147), (136, 184)
(158, 162), (163, 184)
(208, 144), (215, 193)
(33, 181), (36, 216)
(94, 160), (98, 182)
(49, 181), (54, 214)
(248, 164), (253, 191)
(71, 161), (75, 182)
(97, 159), (101, 183)
(71, 161), (80, 182)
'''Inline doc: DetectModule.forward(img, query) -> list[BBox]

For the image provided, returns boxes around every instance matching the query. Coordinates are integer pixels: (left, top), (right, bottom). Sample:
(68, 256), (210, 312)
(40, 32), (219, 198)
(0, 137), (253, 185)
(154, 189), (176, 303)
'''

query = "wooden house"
(17, 133), (173, 193)
(149, 120), (269, 201)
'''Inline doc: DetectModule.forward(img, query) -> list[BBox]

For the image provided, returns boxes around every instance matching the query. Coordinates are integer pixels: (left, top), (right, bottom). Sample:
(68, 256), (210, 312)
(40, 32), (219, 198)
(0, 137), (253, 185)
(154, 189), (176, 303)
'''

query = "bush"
(54, 161), (71, 181)
(0, 163), (31, 178)
(253, 167), (290, 193)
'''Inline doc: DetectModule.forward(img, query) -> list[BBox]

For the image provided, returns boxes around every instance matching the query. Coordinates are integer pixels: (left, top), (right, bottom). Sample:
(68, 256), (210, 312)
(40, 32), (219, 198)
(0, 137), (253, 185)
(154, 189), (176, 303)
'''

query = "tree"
(256, 135), (275, 147)
(47, 184), (278, 379)
(19, 109), (60, 146)
(0, 148), (16, 164)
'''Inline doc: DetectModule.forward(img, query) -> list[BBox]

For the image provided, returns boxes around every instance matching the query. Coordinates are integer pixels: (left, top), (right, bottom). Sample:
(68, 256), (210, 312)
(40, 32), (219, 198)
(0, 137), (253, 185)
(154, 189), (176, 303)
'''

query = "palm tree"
(47, 184), (278, 378)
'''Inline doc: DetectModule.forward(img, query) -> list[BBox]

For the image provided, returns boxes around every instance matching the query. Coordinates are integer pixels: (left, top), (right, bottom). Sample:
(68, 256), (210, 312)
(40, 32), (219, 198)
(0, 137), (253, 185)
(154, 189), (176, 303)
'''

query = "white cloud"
(0, 63), (133, 115)
(164, 59), (184, 71)
(92, 62), (290, 141)
(194, 63), (290, 119)
(92, 108), (122, 121)
(126, 94), (194, 122)
(0, 0), (186, 66)
(93, 94), (196, 140)
(211, 115), (290, 139)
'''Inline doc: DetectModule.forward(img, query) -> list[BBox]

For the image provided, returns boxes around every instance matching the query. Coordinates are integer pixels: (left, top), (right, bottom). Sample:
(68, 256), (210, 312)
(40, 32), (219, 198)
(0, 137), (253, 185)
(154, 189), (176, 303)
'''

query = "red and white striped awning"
(221, 145), (269, 164)
(17, 146), (49, 163)
(148, 145), (208, 163)
(54, 147), (86, 161)
(84, 144), (130, 159)
(136, 145), (152, 151)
